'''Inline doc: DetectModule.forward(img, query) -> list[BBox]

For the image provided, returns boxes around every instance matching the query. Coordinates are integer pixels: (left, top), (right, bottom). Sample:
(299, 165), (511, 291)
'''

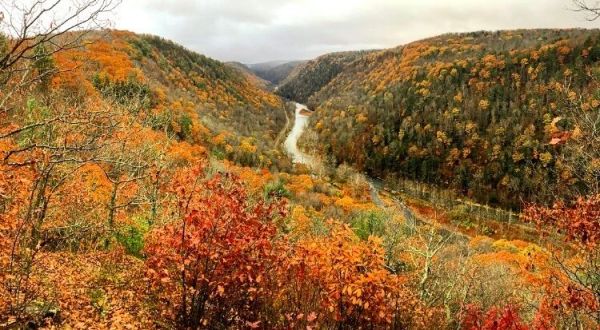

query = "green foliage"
(128, 38), (152, 59)
(250, 60), (306, 85)
(448, 205), (476, 229)
(129, 33), (288, 170)
(116, 215), (149, 258)
(293, 29), (600, 208)
(350, 210), (388, 240)
(141, 35), (236, 82)
(92, 73), (154, 110)
(177, 113), (193, 140)
(277, 51), (372, 104)
(33, 43), (55, 90)
(89, 288), (109, 316)
(0, 33), (7, 57)
(264, 179), (291, 200)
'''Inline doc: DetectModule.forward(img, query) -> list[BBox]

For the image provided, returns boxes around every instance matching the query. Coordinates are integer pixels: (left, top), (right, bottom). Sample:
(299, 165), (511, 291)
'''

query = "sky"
(112, 0), (599, 64)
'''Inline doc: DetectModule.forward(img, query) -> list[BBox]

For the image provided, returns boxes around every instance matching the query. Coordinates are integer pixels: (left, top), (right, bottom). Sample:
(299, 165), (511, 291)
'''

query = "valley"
(0, 1), (598, 329)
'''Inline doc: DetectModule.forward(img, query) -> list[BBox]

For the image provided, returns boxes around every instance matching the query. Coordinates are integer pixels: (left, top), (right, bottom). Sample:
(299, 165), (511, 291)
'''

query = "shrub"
(145, 173), (285, 328)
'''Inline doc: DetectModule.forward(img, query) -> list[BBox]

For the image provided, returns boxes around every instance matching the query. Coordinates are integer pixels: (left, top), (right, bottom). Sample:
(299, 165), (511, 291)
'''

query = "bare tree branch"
(572, 0), (600, 21)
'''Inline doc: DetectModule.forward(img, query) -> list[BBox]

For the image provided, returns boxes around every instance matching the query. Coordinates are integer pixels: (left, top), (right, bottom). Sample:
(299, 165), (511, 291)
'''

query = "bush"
(350, 210), (388, 240)
(264, 179), (290, 200)
(116, 215), (148, 258)
(145, 174), (284, 328)
(448, 205), (473, 228)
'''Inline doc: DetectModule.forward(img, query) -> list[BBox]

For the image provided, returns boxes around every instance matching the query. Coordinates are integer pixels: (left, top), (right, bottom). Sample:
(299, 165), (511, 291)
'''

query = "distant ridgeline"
(279, 30), (600, 208)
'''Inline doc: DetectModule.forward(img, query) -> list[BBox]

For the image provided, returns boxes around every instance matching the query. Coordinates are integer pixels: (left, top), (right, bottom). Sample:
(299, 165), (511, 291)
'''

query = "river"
(283, 103), (317, 166)
(282, 102), (455, 238)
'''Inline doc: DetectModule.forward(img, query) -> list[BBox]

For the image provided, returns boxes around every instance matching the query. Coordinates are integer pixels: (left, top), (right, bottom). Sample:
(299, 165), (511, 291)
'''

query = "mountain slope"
(52, 30), (288, 168)
(286, 29), (600, 208)
(276, 51), (374, 103)
(226, 61), (272, 90)
(248, 60), (308, 86)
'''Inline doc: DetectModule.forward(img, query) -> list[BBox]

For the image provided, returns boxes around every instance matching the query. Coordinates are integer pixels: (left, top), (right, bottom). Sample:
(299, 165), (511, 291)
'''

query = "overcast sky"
(113, 0), (598, 64)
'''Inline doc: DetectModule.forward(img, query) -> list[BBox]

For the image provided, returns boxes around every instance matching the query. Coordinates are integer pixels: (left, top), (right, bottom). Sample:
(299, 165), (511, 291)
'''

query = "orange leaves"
(51, 48), (96, 94)
(86, 39), (138, 82)
(279, 221), (425, 328)
(166, 140), (206, 166)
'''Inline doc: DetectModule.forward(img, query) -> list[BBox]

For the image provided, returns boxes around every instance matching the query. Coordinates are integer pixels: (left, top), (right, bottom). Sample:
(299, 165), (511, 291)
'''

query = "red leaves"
(461, 304), (529, 330)
(144, 170), (284, 328)
(523, 194), (600, 249)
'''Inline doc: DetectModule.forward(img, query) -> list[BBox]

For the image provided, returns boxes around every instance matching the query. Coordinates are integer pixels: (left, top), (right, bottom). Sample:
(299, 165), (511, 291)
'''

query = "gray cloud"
(113, 0), (598, 63)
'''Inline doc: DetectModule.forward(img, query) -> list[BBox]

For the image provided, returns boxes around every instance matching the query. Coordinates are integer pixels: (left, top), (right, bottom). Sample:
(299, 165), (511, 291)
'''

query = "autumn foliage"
(278, 222), (435, 329)
(524, 194), (600, 248)
(144, 169), (286, 328)
(1, 6), (599, 328)
(460, 304), (528, 330)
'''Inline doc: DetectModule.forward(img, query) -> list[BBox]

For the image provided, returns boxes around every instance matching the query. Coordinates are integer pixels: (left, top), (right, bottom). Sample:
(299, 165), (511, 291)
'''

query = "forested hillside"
(277, 51), (374, 104)
(1, 2), (598, 328)
(225, 61), (272, 90)
(287, 29), (600, 208)
(248, 60), (307, 86)
(52, 30), (288, 168)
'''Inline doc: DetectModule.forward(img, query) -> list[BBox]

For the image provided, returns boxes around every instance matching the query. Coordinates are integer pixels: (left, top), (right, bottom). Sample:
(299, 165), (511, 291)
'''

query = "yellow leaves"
(572, 125), (583, 140)
(417, 88), (430, 97)
(581, 102), (591, 112)
(371, 134), (382, 145)
(558, 45), (571, 56)
(355, 113), (368, 123)
(355, 287), (363, 297)
(78, 164), (112, 204)
(290, 205), (311, 234)
(87, 39), (137, 82)
(512, 151), (524, 163)
(478, 99), (490, 110)
(283, 220), (409, 325)
(453, 92), (463, 103)
(539, 152), (553, 166)
(436, 131), (451, 146)
(335, 196), (360, 212)
(520, 58), (529, 66)
(167, 140), (206, 165)
(239, 138), (258, 154)
(284, 174), (314, 195)
(511, 72), (521, 84)
(408, 145), (422, 157)
(230, 167), (273, 194)
(465, 121), (478, 134)
(479, 69), (491, 79)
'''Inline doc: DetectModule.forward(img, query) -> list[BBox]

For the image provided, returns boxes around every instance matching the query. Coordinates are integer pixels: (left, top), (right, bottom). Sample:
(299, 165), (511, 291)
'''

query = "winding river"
(282, 102), (445, 238)
(283, 103), (317, 166)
